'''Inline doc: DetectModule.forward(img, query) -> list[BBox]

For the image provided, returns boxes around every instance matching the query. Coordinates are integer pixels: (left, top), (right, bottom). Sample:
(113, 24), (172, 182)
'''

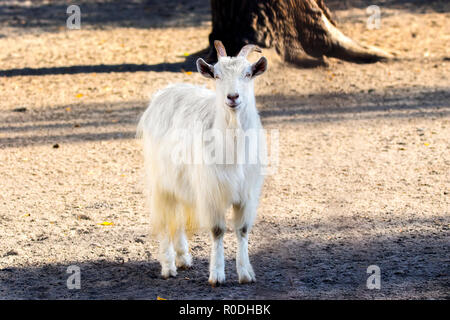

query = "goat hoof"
(208, 270), (225, 287)
(238, 276), (256, 284)
(176, 254), (193, 269)
(238, 268), (256, 284)
(161, 268), (177, 279)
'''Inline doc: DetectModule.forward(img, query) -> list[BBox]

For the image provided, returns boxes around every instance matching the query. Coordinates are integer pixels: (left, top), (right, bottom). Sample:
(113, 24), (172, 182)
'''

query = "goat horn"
(214, 40), (227, 58)
(237, 44), (262, 58)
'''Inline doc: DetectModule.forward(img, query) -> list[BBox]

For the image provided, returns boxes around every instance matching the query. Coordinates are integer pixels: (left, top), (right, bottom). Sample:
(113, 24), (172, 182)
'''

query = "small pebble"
(4, 250), (18, 256)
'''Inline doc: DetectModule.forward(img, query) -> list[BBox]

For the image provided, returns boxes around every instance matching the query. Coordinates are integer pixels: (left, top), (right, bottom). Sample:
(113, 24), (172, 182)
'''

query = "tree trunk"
(208, 0), (392, 66)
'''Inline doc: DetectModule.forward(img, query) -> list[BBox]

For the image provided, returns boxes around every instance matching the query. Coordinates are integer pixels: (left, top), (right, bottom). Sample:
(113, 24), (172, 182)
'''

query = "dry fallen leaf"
(157, 296), (167, 300)
(98, 221), (114, 226)
(75, 93), (84, 98)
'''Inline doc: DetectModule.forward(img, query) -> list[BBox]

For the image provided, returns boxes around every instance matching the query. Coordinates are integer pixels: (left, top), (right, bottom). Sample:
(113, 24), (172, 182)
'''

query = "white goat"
(137, 41), (268, 285)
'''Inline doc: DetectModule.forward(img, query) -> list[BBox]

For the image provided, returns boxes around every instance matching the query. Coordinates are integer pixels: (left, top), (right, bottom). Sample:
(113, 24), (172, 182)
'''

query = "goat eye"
(245, 73), (251, 78)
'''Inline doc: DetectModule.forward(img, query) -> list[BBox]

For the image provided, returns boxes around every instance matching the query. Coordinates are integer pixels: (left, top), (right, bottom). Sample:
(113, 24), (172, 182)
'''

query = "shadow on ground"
(0, 85), (448, 148)
(0, 100), (145, 148)
(0, 0), (211, 31)
(0, 61), (197, 77)
(1, 216), (448, 299)
(1, 0), (447, 35)
(258, 86), (450, 124)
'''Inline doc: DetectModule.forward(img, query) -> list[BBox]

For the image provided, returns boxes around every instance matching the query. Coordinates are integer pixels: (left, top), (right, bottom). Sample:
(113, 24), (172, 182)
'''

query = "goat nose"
(227, 93), (239, 101)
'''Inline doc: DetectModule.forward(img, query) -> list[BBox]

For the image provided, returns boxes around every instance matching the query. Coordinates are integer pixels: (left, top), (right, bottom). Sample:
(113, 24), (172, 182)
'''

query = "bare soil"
(0, 0), (449, 299)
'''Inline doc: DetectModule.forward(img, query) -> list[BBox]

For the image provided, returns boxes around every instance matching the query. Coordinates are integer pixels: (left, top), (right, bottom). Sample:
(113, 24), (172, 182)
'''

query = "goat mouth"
(226, 102), (240, 109)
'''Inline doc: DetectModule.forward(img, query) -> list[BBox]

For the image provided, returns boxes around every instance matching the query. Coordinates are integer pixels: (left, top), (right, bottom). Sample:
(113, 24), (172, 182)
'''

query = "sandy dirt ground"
(0, 0), (449, 299)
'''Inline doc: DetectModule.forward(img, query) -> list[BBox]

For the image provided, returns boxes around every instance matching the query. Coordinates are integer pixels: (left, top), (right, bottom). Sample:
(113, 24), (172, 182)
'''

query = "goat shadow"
(1, 223), (448, 299)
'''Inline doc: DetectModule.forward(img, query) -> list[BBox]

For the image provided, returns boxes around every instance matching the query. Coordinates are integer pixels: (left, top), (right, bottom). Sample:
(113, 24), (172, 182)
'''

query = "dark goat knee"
(212, 226), (224, 239)
(239, 225), (247, 238)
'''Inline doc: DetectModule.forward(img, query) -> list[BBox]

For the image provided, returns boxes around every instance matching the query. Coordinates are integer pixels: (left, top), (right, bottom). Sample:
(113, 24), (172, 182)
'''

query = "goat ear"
(196, 58), (214, 79)
(251, 57), (268, 77)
